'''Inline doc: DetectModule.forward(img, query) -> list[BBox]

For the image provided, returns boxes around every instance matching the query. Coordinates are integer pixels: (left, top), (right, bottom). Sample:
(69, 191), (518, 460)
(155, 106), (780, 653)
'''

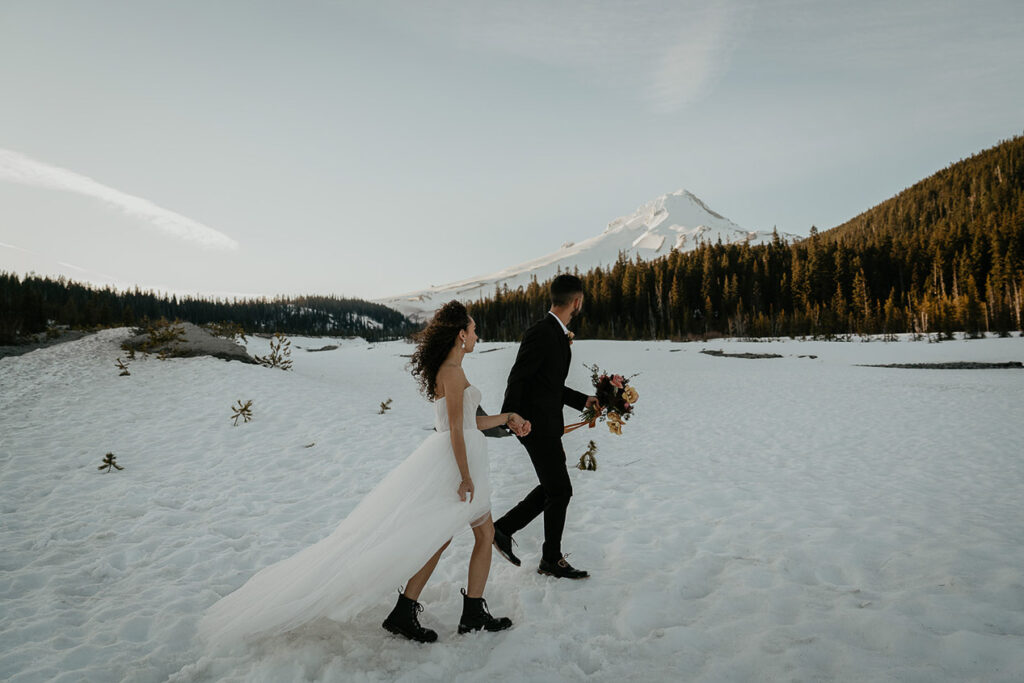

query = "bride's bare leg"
(403, 539), (451, 601)
(466, 515), (494, 598)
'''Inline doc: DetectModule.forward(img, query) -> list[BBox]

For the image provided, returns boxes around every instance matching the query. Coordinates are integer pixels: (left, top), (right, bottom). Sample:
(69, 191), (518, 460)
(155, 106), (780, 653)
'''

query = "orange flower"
(623, 386), (639, 404)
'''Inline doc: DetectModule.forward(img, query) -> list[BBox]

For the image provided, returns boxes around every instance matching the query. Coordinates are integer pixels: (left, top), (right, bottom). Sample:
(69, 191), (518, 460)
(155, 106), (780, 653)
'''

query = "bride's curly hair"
(409, 300), (471, 400)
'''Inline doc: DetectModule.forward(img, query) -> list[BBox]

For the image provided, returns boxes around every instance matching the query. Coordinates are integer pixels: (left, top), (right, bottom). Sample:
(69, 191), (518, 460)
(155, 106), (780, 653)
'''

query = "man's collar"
(548, 310), (570, 335)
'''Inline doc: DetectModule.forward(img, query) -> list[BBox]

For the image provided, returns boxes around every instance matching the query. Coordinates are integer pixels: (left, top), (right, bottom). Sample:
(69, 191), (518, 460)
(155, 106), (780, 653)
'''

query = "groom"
(493, 274), (599, 579)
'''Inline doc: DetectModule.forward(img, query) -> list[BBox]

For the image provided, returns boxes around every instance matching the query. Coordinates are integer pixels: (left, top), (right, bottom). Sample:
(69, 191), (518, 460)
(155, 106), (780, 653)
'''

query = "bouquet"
(564, 364), (639, 435)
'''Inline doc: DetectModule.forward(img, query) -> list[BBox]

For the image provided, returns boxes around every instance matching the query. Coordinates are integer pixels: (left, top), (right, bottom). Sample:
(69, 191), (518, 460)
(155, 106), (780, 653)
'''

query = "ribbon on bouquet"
(563, 416), (598, 434)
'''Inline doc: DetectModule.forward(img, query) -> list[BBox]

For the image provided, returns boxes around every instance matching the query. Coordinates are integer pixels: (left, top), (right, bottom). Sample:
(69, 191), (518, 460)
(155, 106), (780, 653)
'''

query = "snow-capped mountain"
(378, 189), (800, 321)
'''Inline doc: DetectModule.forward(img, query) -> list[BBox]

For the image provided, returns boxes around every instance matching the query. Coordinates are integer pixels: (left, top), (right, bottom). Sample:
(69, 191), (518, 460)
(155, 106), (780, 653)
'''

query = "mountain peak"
(670, 188), (727, 220)
(378, 190), (798, 321)
(603, 188), (735, 235)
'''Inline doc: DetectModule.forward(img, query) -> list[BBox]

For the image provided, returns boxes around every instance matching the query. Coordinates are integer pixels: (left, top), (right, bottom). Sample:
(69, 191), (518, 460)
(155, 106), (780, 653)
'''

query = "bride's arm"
(476, 412), (512, 431)
(440, 372), (471, 485)
(477, 411), (530, 435)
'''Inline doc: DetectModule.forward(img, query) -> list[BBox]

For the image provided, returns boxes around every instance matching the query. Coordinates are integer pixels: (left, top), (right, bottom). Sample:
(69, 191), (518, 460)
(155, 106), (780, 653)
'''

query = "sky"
(1, 0), (1022, 301)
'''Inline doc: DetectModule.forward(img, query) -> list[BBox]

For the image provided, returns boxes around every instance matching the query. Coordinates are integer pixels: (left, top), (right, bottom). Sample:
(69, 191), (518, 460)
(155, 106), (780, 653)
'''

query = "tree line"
(3, 134), (1022, 345)
(470, 134), (1024, 341)
(0, 273), (417, 344)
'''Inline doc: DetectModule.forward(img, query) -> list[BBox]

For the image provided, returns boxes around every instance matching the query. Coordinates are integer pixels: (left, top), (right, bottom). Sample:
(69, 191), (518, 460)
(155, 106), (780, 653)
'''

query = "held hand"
(507, 413), (530, 437)
(458, 478), (474, 503)
(585, 395), (601, 413)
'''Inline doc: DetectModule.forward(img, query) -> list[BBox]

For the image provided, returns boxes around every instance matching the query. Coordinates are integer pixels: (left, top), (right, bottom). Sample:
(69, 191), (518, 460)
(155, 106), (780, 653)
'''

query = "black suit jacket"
(502, 314), (589, 439)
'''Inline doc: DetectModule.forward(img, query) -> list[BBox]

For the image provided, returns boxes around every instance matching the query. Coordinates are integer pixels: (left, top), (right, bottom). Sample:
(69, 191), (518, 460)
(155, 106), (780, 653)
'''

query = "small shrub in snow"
(379, 398), (393, 414)
(115, 358), (130, 376)
(254, 333), (293, 370)
(98, 453), (124, 472)
(205, 321), (248, 344)
(577, 440), (598, 471)
(231, 399), (254, 426)
(124, 317), (187, 358)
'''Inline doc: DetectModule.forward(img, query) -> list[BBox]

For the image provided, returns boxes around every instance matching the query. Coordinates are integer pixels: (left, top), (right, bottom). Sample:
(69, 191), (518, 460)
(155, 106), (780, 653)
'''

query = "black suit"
(496, 313), (589, 562)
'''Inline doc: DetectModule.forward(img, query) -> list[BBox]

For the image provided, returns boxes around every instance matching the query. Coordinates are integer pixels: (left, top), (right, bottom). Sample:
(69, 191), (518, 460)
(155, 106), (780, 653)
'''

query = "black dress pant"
(495, 431), (572, 562)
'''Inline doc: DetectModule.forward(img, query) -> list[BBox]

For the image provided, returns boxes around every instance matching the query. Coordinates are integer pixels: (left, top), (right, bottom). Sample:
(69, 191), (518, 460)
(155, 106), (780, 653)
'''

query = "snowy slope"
(378, 190), (800, 321)
(2, 329), (1023, 682)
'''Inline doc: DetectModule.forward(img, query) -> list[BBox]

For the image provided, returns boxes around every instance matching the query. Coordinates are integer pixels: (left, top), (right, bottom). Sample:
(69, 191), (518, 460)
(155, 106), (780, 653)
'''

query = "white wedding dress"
(199, 385), (491, 648)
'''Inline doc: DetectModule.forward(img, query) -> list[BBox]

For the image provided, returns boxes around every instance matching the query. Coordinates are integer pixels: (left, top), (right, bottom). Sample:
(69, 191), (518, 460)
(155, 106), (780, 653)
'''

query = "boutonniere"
(567, 331), (575, 345)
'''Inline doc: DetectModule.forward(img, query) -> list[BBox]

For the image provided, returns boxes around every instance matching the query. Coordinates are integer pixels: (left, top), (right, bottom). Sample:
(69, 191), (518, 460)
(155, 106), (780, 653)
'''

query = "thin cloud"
(0, 240), (33, 253)
(647, 6), (737, 112)
(373, 0), (744, 113)
(0, 148), (238, 250)
(0, 240), (124, 284)
(56, 260), (121, 282)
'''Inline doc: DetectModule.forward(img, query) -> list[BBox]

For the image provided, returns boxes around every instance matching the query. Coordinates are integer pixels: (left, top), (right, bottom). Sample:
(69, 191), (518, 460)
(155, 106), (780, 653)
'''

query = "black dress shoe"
(492, 526), (521, 567)
(538, 556), (589, 579)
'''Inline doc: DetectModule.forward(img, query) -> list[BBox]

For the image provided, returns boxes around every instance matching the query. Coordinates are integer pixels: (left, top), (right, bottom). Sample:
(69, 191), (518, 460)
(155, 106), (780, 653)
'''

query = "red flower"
(610, 375), (624, 389)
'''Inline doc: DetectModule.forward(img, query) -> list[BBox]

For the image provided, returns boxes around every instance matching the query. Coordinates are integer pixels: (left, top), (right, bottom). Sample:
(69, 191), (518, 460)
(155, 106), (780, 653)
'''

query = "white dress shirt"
(548, 311), (570, 336)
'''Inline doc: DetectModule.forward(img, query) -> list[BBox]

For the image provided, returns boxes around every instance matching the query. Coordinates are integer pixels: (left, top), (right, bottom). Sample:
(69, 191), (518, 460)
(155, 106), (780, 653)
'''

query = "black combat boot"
(457, 588), (513, 634)
(382, 591), (438, 643)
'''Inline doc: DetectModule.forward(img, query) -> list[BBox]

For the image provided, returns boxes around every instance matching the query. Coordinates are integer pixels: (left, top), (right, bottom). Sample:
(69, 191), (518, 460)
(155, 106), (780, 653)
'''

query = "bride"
(199, 300), (528, 647)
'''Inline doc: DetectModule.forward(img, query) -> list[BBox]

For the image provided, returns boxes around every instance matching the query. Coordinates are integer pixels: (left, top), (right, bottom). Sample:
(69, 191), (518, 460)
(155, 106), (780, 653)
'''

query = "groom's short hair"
(550, 274), (584, 307)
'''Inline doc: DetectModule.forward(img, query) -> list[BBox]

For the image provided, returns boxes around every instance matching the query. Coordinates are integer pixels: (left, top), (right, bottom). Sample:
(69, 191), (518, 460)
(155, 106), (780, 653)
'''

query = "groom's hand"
(585, 395), (601, 413)
(507, 413), (531, 437)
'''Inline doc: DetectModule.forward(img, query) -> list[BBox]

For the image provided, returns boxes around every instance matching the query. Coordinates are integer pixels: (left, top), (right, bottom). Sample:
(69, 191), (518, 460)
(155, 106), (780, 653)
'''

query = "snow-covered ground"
(2, 329), (1023, 682)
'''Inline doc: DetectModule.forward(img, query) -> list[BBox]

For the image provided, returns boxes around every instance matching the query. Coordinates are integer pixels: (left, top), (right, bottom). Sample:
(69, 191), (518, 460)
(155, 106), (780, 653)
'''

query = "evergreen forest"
(0, 274), (416, 344)
(470, 134), (1024, 341)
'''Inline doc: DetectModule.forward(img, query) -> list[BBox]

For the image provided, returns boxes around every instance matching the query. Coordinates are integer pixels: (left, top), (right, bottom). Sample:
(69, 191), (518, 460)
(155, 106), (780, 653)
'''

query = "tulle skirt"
(199, 429), (491, 648)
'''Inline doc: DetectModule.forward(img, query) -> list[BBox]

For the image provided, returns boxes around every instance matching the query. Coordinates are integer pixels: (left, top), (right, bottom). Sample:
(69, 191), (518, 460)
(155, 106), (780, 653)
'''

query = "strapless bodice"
(434, 385), (482, 432)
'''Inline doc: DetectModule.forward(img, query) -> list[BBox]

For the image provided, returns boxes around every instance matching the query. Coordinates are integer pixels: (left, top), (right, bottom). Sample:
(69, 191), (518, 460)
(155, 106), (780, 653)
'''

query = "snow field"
(1, 329), (1022, 681)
